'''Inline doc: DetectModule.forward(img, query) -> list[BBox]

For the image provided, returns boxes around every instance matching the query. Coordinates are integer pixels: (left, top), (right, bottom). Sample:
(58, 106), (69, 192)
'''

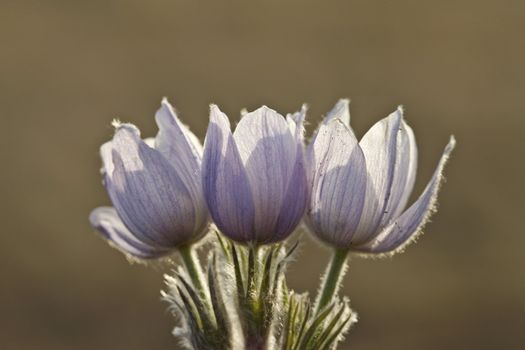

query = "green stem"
(179, 245), (207, 302)
(244, 244), (267, 347)
(314, 248), (349, 315)
(247, 244), (263, 323)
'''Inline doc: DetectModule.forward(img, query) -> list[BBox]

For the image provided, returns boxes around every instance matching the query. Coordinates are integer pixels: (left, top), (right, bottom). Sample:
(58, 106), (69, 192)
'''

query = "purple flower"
(89, 99), (209, 259)
(306, 100), (456, 254)
(202, 104), (308, 244)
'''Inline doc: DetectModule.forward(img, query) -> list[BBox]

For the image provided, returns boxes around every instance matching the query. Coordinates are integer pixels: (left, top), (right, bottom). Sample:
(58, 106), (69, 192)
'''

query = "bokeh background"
(2, 0), (524, 349)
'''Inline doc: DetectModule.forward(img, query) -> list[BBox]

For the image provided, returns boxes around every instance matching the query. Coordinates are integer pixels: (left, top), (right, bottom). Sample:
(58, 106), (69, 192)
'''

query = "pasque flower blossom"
(202, 105), (308, 244)
(89, 98), (456, 348)
(89, 99), (209, 259)
(306, 100), (455, 254)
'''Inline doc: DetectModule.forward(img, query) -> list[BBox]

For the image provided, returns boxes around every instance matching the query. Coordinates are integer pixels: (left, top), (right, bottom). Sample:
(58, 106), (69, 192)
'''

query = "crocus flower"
(89, 99), (209, 259)
(306, 100), (455, 254)
(202, 104), (308, 244)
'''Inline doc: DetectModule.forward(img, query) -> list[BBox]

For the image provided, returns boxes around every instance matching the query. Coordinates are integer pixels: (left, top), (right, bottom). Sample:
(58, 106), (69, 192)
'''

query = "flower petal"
(307, 119), (368, 247)
(154, 99), (208, 233)
(323, 99), (350, 126)
(271, 108), (309, 242)
(355, 136), (456, 254)
(286, 104), (308, 139)
(156, 98), (203, 159)
(233, 106), (298, 241)
(307, 99), (351, 170)
(106, 124), (196, 247)
(202, 105), (255, 242)
(90, 207), (171, 259)
(374, 118), (419, 226)
(352, 108), (403, 243)
(392, 121), (418, 218)
(100, 141), (114, 179)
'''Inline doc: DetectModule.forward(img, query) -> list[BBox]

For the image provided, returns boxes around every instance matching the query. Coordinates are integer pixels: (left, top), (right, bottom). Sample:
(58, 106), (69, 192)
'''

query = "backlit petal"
(307, 119), (368, 247)
(90, 207), (171, 259)
(233, 106), (297, 240)
(307, 99), (352, 172)
(353, 108), (402, 243)
(106, 124), (196, 247)
(355, 136), (455, 254)
(392, 121), (418, 218)
(272, 108), (309, 242)
(286, 104), (307, 139)
(202, 105), (255, 242)
(155, 99), (208, 232)
(323, 99), (350, 126)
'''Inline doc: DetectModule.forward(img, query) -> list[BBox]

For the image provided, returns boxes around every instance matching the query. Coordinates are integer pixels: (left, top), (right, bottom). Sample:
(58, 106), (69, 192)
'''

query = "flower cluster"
(90, 98), (455, 350)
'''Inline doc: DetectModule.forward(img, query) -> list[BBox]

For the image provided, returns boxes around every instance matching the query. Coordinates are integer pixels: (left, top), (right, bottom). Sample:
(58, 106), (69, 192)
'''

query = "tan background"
(1, 1), (524, 349)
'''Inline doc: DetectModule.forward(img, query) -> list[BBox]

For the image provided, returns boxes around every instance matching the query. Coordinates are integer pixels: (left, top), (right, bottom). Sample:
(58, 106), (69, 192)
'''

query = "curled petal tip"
(384, 107), (403, 130)
(288, 103), (308, 117)
(209, 104), (229, 125)
(111, 119), (122, 128)
(209, 104), (220, 118)
(160, 98), (176, 112)
(324, 99), (351, 126)
(292, 103), (308, 123)
(448, 135), (457, 150)
(155, 100), (174, 121)
(113, 123), (141, 138)
(338, 98), (350, 106)
(391, 107), (404, 124)
(300, 103), (309, 112)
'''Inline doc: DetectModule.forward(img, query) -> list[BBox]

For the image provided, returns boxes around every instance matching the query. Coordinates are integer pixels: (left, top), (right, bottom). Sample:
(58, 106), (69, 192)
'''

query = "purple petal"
(373, 117), (419, 226)
(233, 106), (299, 241)
(271, 109), (309, 242)
(154, 99), (208, 232)
(307, 119), (368, 247)
(202, 105), (255, 242)
(307, 99), (351, 171)
(354, 136), (456, 254)
(392, 121), (418, 217)
(155, 98), (202, 167)
(105, 124), (197, 247)
(90, 207), (171, 259)
(156, 98), (203, 159)
(352, 108), (403, 243)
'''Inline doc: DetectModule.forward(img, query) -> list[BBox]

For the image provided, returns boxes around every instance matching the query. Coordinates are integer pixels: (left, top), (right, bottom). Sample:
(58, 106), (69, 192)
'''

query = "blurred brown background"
(1, 0), (523, 349)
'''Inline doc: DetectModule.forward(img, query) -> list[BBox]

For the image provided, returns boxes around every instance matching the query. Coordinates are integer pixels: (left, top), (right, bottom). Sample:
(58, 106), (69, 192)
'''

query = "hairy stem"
(244, 245), (266, 345)
(314, 248), (349, 315)
(179, 245), (208, 303)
